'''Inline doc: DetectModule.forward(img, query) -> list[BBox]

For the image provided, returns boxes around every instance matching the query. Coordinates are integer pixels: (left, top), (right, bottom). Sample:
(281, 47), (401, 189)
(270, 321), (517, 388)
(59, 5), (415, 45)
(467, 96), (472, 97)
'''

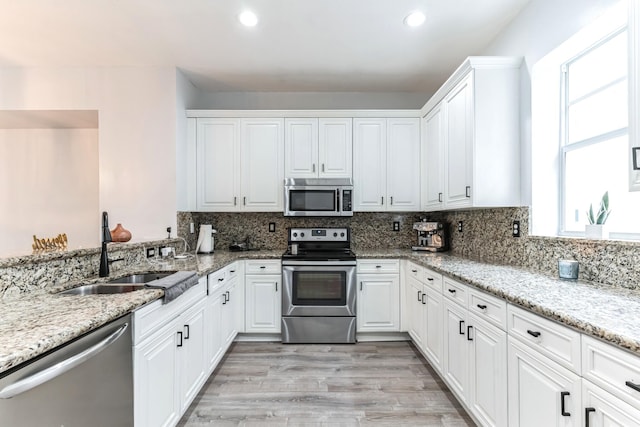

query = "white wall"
(0, 128), (98, 255)
(176, 69), (200, 212)
(0, 67), (178, 246)
(481, 0), (623, 206)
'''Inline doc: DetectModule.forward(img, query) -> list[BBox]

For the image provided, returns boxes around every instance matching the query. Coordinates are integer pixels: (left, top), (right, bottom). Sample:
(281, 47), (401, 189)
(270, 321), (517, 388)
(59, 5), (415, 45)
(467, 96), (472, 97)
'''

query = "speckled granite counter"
(2, 248), (640, 376)
(358, 249), (640, 356)
(0, 250), (282, 375)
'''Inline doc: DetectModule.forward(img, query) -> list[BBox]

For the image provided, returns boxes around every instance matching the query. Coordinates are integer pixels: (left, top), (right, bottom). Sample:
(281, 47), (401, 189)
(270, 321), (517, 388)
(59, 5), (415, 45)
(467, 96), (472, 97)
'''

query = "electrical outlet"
(512, 220), (521, 237)
(393, 221), (400, 232)
(146, 247), (155, 258)
(189, 222), (195, 233)
(457, 221), (463, 232)
(158, 245), (166, 256)
(269, 222), (276, 232)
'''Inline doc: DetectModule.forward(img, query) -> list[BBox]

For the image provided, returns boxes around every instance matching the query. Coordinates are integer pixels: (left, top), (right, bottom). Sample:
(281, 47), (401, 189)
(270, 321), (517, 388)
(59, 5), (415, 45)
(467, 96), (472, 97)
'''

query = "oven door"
(282, 263), (356, 316)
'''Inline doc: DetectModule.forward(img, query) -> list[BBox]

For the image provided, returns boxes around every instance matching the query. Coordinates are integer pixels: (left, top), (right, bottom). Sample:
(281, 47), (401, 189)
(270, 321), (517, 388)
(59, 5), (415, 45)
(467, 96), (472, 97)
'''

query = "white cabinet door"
(386, 118), (421, 211)
(468, 314), (508, 427)
(508, 337), (582, 427)
(353, 118), (387, 211)
(196, 118), (240, 211)
(423, 104), (444, 210)
(205, 288), (224, 373)
(134, 321), (181, 427)
(422, 287), (443, 374)
(285, 118), (318, 178)
(357, 274), (400, 332)
(240, 118), (284, 211)
(582, 380), (640, 427)
(406, 275), (425, 348)
(318, 118), (352, 178)
(444, 74), (473, 208)
(245, 274), (282, 333)
(443, 299), (469, 405)
(179, 299), (207, 413)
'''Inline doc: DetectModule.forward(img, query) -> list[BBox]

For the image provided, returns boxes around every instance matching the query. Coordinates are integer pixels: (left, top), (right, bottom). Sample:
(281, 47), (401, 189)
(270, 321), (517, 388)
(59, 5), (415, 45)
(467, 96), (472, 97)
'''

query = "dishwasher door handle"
(0, 322), (129, 399)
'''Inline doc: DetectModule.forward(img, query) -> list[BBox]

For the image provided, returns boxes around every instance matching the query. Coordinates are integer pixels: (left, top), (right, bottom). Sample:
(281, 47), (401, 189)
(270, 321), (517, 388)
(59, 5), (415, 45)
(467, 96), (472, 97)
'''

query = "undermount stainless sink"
(57, 271), (177, 295)
(106, 272), (177, 284)
(58, 284), (146, 295)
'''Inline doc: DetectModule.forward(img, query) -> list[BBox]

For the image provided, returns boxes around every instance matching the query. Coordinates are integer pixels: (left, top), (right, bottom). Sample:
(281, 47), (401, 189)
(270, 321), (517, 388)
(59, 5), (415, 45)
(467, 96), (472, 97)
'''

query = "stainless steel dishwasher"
(0, 314), (133, 427)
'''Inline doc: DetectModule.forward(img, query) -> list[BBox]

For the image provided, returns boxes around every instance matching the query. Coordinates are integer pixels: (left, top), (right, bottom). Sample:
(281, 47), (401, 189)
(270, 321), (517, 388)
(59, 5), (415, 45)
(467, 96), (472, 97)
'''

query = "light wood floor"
(178, 341), (476, 426)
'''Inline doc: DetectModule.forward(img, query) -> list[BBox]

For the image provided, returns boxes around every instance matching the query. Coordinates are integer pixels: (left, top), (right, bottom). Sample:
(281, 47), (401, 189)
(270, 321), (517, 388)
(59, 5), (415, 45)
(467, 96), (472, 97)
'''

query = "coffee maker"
(412, 220), (449, 252)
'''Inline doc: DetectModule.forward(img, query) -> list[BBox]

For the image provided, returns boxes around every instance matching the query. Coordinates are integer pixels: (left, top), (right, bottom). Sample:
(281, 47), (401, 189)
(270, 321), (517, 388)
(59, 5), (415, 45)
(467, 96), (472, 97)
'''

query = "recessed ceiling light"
(404, 11), (426, 27)
(239, 10), (258, 27)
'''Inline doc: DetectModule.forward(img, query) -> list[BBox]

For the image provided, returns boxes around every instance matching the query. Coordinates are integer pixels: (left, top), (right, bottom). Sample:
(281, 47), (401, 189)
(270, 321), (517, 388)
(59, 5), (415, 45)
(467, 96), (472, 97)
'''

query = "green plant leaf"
(587, 204), (595, 224)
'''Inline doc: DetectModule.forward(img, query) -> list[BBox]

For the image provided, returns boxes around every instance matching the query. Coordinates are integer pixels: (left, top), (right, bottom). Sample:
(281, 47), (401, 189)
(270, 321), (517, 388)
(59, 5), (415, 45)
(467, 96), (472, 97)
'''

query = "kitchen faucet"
(99, 211), (124, 277)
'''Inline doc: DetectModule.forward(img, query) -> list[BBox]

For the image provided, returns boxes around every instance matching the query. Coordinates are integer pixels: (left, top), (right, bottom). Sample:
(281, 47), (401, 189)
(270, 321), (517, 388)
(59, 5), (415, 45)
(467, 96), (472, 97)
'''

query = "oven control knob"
(340, 232), (345, 237)
(300, 232), (305, 237)
(293, 232), (298, 237)
(333, 232), (338, 237)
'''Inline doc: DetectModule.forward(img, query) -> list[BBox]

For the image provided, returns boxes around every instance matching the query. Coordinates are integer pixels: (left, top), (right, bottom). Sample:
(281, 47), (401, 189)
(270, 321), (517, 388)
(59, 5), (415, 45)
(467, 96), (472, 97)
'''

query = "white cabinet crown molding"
(420, 56), (523, 117)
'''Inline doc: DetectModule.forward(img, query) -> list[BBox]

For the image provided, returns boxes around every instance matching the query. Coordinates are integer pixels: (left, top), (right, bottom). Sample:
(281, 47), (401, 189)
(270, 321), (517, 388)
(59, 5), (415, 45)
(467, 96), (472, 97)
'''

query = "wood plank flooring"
(178, 341), (476, 426)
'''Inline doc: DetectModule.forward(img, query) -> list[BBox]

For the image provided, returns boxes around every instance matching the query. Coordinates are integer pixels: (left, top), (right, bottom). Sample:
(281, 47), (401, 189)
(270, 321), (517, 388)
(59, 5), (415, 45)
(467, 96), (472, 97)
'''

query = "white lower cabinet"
(443, 298), (469, 404)
(467, 313), (507, 427)
(406, 274), (425, 348)
(357, 260), (400, 332)
(245, 260), (282, 334)
(245, 274), (281, 333)
(133, 278), (208, 427)
(508, 336), (582, 427)
(582, 379), (640, 427)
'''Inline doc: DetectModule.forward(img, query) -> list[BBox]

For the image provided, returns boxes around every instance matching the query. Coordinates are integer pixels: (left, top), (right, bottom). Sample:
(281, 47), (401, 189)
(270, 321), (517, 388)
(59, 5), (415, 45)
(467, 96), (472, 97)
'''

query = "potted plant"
(585, 191), (611, 239)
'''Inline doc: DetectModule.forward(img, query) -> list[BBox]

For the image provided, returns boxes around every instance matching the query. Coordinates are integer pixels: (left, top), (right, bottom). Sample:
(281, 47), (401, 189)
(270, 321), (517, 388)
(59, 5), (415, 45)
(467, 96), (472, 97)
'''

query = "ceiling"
(0, 0), (531, 94)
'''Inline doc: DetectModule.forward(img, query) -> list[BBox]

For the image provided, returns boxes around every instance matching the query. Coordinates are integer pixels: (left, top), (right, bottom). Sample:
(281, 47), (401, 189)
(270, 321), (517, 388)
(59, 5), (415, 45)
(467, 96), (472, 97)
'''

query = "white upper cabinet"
(241, 118), (284, 211)
(284, 118), (352, 179)
(421, 57), (522, 211)
(195, 118), (284, 212)
(353, 118), (420, 211)
(423, 104), (444, 210)
(196, 118), (240, 211)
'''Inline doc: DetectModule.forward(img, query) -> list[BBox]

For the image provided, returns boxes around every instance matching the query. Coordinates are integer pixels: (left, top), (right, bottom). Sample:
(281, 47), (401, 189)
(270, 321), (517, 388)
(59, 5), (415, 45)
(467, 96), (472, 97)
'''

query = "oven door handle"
(282, 260), (357, 266)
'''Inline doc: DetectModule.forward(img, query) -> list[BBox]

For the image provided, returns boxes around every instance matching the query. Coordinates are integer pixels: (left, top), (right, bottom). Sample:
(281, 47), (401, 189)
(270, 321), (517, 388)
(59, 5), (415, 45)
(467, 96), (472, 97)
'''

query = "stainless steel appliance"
(284, 178), (353, 217)
(282, 227), (357, 343)
(0, 314), (133, 427)
(412, 220), (449, 252)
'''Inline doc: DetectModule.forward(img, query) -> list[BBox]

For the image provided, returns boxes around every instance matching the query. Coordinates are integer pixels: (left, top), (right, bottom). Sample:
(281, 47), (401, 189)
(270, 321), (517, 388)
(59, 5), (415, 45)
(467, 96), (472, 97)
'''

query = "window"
(561, 28), (640, 237)
(531, 0), (640, 239)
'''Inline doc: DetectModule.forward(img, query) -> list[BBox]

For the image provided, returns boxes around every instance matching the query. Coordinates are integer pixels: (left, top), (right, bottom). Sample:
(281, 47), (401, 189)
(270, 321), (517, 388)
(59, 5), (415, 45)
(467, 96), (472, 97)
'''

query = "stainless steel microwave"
(284, 178), (353, 217)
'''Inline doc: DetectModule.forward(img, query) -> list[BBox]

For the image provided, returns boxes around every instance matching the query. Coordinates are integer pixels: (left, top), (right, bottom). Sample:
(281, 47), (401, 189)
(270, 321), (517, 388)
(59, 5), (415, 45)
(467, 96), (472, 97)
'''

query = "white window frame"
(559, 27), (629, 238)
(531, 1), (636, 239)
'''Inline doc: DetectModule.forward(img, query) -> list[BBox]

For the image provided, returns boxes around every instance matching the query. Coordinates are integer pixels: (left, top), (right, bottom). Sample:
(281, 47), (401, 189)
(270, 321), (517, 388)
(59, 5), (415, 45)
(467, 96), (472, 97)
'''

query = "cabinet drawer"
(468, 288), (506, 330)
(507, 304), (581, 374)
(207, 268), (227, 294)
(245, 259), (281, 274)
(357, 259), (400, 274)
(423, 268), (443, 293)
(443, 277), (467, 307)
(133, 278), (207, 345)
(226, 261), (241, 279)
(582, 335), (640, 408)
(405, 262), (424, 280)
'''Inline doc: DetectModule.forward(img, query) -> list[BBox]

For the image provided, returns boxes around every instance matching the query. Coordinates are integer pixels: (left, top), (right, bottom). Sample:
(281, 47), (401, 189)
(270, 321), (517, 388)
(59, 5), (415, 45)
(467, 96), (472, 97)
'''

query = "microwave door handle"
(336, 188), (340, 212)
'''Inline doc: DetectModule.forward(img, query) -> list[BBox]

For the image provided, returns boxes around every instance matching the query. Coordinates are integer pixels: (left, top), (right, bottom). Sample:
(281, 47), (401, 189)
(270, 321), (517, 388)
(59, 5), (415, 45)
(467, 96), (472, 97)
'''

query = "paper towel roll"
(196, 224), (214, 253)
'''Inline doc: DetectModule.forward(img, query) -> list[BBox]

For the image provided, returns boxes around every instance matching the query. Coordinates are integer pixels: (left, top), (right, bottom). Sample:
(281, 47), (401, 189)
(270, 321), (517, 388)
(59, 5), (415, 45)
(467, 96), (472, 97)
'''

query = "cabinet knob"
(312, 163), (316, 173)
(585, 408), (596, 427)
(184, 325), (190, 340)
(527, 329), (541, 338)
(448, 289), (456, 294)
(458, 320), (465, 335)
(438, 192), (443, 202)
(476, 304), (487, 310)
(625, 380), (640, 393)
(177, 331), (183, 347)
(465, 186), (471, 198)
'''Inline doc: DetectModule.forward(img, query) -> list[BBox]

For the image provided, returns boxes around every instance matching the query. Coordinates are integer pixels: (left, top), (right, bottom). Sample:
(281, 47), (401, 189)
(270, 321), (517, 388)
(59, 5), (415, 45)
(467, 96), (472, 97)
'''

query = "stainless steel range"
(281, 227), (356, 344)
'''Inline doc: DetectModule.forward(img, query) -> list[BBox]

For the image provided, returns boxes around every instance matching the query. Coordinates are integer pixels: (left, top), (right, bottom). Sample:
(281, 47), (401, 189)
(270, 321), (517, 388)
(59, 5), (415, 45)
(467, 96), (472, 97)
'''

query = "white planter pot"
(585, 224), (608, 239)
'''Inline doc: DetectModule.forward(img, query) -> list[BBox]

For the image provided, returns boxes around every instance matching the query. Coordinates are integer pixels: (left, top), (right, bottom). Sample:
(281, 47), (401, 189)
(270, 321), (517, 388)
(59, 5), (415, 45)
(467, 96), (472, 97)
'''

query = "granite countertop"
(2, 248), (640, 376)
(358, 249), (640, 355)
(0, 250), (282, 375)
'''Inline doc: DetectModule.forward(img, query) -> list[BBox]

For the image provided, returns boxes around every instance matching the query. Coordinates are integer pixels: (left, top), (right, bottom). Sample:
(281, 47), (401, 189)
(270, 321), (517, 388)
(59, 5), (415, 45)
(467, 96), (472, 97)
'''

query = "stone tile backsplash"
(180, 208), (640, 289)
